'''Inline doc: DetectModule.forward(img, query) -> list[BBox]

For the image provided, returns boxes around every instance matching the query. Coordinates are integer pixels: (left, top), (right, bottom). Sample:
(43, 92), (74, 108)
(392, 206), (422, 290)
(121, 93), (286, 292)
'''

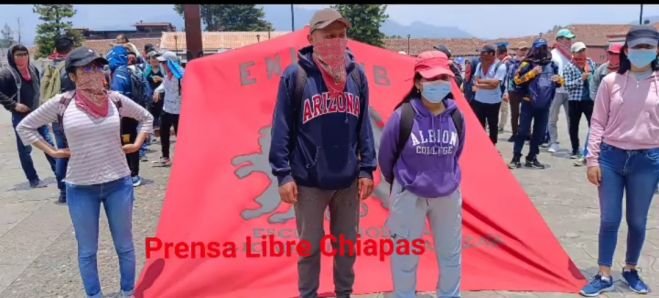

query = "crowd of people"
(0, 34), (184, 297)
(0, 7), (657, 298)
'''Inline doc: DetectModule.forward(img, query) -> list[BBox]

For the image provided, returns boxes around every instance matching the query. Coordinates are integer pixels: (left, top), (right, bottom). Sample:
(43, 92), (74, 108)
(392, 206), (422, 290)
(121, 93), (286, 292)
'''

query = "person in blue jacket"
(268, 8), (376, 298)
(111, 53), (148, 187)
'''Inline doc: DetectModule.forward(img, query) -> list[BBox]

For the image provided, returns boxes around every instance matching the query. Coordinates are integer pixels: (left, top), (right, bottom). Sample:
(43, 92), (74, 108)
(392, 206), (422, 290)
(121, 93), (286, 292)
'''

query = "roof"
(384, 22), (659, 57)
(135, 22), (174, 27)
(159, 31), (290, 52)
(82, 37), (162, 56)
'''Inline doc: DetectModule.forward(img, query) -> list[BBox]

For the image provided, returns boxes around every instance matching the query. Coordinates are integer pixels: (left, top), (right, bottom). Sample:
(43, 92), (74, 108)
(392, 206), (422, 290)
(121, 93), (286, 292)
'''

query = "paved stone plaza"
(0, 108), (657, 298)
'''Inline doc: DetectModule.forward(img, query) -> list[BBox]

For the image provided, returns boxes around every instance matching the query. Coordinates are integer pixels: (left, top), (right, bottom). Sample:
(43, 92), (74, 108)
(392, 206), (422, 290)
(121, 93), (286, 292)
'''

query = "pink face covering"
(312, 37), (348, 98)
(14, 54), (31, 80)
(74, 72), (110, 118)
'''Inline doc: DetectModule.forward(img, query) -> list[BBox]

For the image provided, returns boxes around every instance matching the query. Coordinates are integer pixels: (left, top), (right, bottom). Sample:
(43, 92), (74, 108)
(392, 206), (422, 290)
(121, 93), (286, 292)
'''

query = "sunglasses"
(79, 64), (104, 73)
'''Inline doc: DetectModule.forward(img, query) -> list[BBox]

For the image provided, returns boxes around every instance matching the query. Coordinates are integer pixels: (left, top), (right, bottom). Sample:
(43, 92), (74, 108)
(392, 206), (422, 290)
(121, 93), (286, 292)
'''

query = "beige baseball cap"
(309, 8), (351, 32)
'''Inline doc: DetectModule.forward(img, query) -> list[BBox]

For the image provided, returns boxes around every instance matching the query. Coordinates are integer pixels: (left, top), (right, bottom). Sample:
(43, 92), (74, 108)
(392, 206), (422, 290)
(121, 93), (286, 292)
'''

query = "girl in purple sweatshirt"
(378, 51), (465, 298)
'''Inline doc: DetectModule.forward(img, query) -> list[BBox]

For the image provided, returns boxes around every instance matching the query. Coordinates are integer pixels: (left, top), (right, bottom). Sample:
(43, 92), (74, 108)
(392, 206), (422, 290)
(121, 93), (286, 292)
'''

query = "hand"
(533, 65), (542, 73)
(14, 103), (31, 113)
(153, 76), (162, 83)
(582, 72), (591, 81)
(502, 94), (509, 102)
(122, 143), (141, 154)
(279, 181), (298, 204)
(551, 75), (561, 82)
(358, 178), (374, 200)
(587, 166), (601, 186)
(49, 148), (70, 159)
(153, 93), (160, 103)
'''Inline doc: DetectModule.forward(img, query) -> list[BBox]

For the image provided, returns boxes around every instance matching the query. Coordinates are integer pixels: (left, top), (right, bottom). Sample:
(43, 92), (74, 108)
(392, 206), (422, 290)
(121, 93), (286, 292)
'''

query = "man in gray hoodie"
(0, 45), (56, 188)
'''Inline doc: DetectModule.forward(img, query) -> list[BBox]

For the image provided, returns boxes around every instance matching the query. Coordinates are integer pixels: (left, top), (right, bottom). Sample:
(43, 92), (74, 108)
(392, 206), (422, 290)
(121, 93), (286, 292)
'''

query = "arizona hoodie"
(0, 45), (40, 113)
(378, 97), (465, 198)
(269, 45), (377, 190)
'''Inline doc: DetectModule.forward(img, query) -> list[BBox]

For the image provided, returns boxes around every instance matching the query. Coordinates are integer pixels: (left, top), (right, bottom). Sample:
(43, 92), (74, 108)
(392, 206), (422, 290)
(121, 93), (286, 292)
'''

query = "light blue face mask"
(421, 81), (451, 103)
(627, 48), (658, 68)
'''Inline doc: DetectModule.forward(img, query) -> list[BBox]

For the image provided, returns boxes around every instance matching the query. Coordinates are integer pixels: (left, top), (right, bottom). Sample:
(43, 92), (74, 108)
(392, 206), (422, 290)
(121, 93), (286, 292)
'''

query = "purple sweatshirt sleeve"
(377, 109), (401, 184)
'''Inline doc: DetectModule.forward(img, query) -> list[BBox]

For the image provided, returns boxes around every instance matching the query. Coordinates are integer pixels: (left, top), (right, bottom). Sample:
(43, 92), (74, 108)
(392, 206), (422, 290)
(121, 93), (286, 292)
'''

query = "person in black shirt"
(144, 51), (164, 140)
(0, 45), (56, 188)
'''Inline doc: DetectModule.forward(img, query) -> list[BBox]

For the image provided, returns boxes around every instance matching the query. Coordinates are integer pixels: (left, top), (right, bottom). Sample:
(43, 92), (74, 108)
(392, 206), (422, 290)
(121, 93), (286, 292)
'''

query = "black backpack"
(127, 66), (148, 107)
(293, 64), (362, 108)
(387, 99), (464, 193)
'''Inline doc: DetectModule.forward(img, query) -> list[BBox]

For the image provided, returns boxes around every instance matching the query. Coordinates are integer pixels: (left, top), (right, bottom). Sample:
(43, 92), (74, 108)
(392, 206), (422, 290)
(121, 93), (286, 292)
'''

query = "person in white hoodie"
(548, 28), (575, 153)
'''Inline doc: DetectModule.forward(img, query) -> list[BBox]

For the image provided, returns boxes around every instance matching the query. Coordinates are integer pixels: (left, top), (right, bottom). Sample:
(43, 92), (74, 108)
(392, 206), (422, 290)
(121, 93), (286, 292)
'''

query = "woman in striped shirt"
(16, 47), (153, 298)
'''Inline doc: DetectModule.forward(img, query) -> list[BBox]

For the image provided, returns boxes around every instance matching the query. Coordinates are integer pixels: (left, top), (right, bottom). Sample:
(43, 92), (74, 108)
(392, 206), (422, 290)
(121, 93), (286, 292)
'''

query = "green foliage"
(332, 5), (388, 47)
(0, 23), (15, 48)
(33, 5), (84, 58)
(174, 5), (273, 31)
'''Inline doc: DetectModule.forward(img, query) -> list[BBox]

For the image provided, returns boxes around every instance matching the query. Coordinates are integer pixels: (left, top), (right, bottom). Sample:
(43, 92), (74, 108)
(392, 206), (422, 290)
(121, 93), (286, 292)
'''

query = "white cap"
(571, 42), (587, 53)
(156, 51), (178, 62)
(398, 51), (407, 55)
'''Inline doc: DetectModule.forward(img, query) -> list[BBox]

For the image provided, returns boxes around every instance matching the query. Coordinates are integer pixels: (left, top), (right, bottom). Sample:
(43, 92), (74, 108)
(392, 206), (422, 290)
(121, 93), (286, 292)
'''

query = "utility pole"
(291, 4), (295, 31)
(17, 18), (21, 45)
(640, 4), (644, 25)
(183, 4), (203, 62)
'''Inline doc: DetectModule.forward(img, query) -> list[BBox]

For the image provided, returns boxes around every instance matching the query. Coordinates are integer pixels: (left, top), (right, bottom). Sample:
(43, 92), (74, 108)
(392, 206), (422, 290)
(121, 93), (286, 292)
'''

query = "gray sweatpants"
(294, 180), (360, 298)
(387, 180), (463, 298)
(548, 92), (570, 145)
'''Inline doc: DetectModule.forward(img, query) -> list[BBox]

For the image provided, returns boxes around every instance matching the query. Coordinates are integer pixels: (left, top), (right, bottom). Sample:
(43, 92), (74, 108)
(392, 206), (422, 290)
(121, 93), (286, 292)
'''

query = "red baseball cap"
(414, 50), (454, 79)
(608, 43), (623, 54)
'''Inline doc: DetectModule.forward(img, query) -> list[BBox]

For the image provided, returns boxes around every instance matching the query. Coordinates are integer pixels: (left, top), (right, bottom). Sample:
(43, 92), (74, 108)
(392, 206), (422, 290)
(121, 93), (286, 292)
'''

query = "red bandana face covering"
(75, 72), (110, 118)
(312, 37), (348, 99)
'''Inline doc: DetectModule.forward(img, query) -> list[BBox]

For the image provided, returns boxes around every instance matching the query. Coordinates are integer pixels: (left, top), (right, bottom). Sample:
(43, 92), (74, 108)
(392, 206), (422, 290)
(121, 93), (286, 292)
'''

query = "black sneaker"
(57, 193), (66, 204)
(508, 158), (522, 169)
(525, 158), (546, 169)
(29, 179), (47, 188)
(507, 135), (516, 143)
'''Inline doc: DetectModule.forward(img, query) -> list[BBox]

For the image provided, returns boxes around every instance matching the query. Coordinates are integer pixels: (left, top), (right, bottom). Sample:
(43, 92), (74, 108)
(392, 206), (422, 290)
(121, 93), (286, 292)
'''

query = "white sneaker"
(548, 143), (559, 153)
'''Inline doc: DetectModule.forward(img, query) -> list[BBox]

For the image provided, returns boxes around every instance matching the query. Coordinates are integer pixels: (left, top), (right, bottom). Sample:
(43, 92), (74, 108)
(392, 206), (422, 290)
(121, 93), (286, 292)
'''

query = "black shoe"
(525, 158), (546, 169)
(507, 135), (516, 143)
(29, 180), (47, 188)
(57, 193), (66, 204)
(508, 158), (522, 169)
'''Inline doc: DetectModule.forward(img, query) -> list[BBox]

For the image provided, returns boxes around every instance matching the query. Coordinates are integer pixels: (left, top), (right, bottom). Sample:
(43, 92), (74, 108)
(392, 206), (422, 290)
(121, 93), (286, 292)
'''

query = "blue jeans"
(582, 128), (590, 158)
(11, 112), (56, 182)
(66, 176), (136, 298)
(513, 102), (549, 160)
(52, 121), (68, 196)
(597, 143), (659, 268)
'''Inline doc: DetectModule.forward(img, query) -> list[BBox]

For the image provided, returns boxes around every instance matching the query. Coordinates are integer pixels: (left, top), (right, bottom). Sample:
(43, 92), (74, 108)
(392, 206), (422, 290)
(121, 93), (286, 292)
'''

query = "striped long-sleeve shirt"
(16, 92), (153, 185)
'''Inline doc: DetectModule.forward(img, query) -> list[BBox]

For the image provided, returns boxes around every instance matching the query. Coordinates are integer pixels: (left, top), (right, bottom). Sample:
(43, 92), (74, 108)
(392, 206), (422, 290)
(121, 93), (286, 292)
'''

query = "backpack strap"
(450, 108), (464, 140)
(57, 91), (76, 124)
(389, 101), (415, 193)
(293, 64), (308, 111)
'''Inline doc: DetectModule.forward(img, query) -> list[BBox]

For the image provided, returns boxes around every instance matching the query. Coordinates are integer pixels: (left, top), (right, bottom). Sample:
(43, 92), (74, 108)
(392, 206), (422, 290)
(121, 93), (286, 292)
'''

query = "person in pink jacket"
(581, 25), (659, 297)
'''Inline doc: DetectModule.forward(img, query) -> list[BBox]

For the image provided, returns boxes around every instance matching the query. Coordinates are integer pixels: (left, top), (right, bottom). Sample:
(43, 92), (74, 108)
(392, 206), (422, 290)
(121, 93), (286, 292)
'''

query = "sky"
(2, 4), (659, 46)
(300, 4), (659, 39)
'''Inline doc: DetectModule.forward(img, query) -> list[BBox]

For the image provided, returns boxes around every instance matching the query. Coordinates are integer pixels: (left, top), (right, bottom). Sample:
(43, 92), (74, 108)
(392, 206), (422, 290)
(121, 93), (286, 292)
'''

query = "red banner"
(135, 28), (586, 297)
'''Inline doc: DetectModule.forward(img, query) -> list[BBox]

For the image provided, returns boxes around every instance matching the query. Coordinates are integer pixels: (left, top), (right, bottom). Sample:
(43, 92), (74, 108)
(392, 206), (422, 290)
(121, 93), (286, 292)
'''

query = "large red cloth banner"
(135, 28), (586, 297)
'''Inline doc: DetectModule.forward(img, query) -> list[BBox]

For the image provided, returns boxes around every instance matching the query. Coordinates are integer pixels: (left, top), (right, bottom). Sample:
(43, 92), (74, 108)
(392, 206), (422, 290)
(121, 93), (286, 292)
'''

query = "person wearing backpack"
(581, 25), (659, 297)
(508, 38), (563, 170)
(506, 42), (530, 142)
(0, 44), (56, 188)
(111, 50), (149, 187)
(15, 46), (153, 298)
(433, 44), (464, 88)
(41, 36), (76, 203)
(472, 44), (507, 145)
(268, 8), (376, 298)
(378, 50), (465, 298)
(152, 51), (184, 168)
(563, 42), (597, 160)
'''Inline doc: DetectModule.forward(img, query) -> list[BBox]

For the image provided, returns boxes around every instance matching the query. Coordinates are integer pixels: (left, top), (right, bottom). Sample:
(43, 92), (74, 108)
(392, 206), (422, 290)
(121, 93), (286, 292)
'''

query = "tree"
(332, 5), (388, 47)
(33, 5), (84, 58)
(0, 23), (15, 48)
(174, 5), (273, 31)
